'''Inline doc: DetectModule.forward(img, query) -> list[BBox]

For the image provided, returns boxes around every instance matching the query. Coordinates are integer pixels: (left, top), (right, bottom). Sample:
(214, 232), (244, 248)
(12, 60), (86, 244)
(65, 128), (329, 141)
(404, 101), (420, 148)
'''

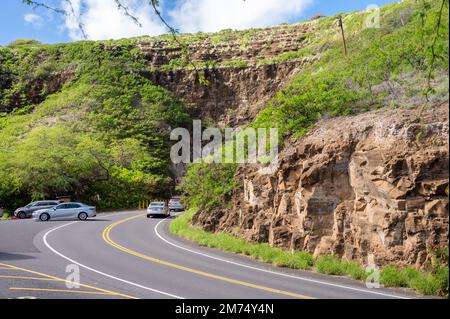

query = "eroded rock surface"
(139, 23), (317, 126)
(193, 104), (449, 267)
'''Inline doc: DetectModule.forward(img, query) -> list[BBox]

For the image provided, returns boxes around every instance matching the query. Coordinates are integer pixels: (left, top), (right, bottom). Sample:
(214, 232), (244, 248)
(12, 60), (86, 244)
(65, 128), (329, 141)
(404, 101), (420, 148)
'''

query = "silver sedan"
(147, 202), (170, 218)
(33, 202), (97, 221)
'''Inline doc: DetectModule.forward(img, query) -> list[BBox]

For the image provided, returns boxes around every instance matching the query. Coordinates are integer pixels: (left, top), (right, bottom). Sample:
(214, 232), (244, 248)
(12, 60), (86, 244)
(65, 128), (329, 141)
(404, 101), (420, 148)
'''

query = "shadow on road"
(148, 216), (177, 220)
(38, 219), (112, 223)
(0, 252), (36, 261)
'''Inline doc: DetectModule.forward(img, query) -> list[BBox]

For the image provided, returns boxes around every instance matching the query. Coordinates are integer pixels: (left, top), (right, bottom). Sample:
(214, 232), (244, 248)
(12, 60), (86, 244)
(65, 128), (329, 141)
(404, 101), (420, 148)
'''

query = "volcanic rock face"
(144, 61), (312, 127)
(193, 104), (449, 267)
(139, 23), (316, 126)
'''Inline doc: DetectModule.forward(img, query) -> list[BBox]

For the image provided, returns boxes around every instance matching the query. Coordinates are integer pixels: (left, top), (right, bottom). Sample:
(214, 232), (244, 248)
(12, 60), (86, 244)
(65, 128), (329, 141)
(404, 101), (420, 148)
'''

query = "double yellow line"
(102, 214), (315, 299)
(0, 262), (137, 299)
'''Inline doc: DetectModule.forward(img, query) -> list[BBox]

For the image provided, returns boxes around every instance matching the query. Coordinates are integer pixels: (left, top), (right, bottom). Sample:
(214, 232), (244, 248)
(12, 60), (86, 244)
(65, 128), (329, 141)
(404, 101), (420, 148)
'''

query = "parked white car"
(33, 202), (96, 221)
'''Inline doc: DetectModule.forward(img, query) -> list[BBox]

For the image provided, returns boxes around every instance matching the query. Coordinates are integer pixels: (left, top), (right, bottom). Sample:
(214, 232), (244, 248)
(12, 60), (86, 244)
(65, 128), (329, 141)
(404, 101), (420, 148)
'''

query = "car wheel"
(17, 212), (26, 219)
(78, 212), (88, 221)
(39, 213), (50, 222)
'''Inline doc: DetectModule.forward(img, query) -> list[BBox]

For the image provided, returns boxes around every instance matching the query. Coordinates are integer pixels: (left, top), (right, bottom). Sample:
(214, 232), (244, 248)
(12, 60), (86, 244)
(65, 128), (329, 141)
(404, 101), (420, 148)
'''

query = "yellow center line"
(0, 262), (138, 299)
(103, 214), (315, 300)
(10, 287), (115, 296)
(0, 275), (60, 281)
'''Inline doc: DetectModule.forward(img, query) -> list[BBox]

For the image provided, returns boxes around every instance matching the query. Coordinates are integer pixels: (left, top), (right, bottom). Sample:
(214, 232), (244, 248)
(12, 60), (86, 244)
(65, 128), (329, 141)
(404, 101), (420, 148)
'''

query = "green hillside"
(180, 0), (449, 210)
(0, 0), (448, 211)
(0, 40), (191, 209)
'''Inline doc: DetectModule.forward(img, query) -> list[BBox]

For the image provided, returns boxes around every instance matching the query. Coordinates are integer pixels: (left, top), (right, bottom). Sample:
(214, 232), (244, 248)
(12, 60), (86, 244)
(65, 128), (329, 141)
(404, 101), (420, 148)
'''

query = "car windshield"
(25, 202), (37, 208)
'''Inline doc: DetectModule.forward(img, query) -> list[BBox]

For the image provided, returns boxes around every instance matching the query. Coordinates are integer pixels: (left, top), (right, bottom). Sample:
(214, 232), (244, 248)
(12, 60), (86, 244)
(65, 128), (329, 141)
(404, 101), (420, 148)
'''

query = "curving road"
(0, 211), (424, 299)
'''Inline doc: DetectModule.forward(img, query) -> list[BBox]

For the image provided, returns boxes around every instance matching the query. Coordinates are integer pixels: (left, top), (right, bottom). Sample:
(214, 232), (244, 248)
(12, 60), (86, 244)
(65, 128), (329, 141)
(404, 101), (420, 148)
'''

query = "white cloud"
(61, 0), (313, 41)
(63, 0), (166, 41)
(24, 13), (44, 28)
(168, 0), (314, 33)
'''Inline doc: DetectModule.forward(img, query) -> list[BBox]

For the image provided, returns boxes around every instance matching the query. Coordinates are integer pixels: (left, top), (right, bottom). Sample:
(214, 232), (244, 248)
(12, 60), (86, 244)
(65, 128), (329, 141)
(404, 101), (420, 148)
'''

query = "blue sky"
(0, 0), (398, 45)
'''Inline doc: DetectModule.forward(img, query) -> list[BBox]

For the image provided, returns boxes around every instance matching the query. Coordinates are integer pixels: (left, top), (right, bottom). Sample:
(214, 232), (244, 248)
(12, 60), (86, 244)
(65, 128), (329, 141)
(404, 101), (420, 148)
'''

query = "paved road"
(0, 211), (424, 299)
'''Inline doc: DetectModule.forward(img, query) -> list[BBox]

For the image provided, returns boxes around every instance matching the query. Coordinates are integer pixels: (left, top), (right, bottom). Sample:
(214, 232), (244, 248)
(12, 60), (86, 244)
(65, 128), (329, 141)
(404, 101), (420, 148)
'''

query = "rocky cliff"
(193, 103), (449, 267)
(1, 0), (447, 265)
(140, 23), (316, 126)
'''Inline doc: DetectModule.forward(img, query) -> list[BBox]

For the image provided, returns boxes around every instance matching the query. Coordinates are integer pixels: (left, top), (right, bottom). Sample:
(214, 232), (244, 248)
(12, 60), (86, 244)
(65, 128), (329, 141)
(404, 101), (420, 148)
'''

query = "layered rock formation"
(193, 103), (449, 267)
(139, 23), (317, 126)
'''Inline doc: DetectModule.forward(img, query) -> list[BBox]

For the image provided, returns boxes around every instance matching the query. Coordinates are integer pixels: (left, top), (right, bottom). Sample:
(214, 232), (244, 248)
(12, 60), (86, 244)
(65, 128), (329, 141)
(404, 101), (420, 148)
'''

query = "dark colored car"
(14, 200), (62, 219)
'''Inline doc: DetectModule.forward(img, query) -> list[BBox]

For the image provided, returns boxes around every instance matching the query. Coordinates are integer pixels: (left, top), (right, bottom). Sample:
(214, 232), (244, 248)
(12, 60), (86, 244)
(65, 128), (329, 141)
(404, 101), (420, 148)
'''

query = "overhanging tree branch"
(62, 0), (87, 39)
(22, 0), (65, 14)
(114, 0), (142, 27)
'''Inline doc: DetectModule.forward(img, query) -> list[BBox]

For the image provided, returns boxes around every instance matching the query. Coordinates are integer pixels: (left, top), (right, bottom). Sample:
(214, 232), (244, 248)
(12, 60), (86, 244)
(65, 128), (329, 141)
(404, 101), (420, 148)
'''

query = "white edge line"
(155, 215), (411, 300)
(42, 216), (185, 300)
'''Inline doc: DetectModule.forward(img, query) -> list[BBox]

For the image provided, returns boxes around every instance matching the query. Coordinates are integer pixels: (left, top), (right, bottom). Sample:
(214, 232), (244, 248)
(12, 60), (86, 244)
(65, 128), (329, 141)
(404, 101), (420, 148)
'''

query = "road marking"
(0, 275), (60, 281)
(154, 215), (412, 300)
(103, 214), (314, 299)
(10, 287), (114, 296)
(0, 261), (137, 299)
(42, 218), (184, 299)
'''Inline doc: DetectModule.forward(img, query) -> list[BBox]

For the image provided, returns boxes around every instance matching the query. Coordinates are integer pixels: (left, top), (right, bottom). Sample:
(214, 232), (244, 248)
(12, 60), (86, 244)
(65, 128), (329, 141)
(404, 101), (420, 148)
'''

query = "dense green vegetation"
(0, 40), (190, 209)
(179, 163), (237, 210)
(171, 209), (449, 296)
(180, 0), (449, 211)
(253, 0), (449, 137)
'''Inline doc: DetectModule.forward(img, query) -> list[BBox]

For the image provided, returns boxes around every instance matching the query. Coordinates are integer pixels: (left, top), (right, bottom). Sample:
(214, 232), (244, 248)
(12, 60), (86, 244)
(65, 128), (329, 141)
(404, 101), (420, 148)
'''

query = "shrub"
(8, 39), (41, 47)
(222, 59), (249, 68)
(380, 266), (411, 287)
(315, 255), (348, 276)
(273, 251), (314, 270)
(179, 163), (237, 210)
(344, 261), (369, 281)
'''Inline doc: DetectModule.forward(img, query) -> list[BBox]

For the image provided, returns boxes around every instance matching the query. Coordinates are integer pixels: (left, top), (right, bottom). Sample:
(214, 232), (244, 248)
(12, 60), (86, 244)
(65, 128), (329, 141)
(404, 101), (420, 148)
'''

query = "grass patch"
(170, 209), (449, 297)
(0, 212), (11, 220)
(381, 266), (449, 296)
(170, 208), (313, 270)
(315, 255), (369, 280)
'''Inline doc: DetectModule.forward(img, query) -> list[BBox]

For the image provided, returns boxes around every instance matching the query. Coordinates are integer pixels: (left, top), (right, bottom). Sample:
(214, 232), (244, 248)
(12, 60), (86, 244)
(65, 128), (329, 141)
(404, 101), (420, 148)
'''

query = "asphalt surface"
(0, 211), (425, 299)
